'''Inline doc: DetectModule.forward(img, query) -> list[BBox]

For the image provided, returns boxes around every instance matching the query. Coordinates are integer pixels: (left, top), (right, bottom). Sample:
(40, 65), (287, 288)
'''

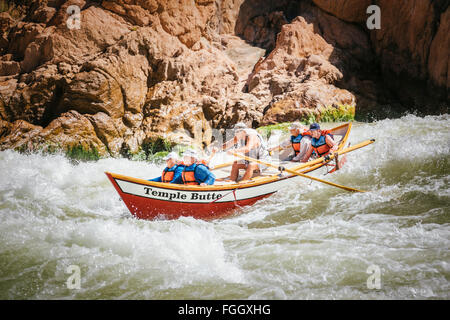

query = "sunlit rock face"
(0, 0), (447, 156)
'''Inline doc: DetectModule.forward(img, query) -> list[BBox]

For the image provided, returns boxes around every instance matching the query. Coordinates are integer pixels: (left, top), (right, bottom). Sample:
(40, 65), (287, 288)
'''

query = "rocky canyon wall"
(0, 0), (448, 156)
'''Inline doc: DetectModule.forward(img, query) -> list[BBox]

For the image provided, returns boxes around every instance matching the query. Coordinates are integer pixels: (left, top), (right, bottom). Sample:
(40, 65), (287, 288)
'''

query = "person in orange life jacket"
(268, 122), (312, 162)
(148, 152), (184, 183)
(303, 123), (337, 160)
(180, 149), (215, 186)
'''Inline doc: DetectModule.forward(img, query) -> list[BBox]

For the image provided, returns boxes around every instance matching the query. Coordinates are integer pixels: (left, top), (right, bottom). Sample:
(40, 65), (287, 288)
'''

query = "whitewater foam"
(0, 114), (449, 299)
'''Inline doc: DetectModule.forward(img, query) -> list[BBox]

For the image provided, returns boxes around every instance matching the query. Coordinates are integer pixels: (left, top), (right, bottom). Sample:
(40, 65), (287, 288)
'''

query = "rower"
(148, 152), (184, 184)
(181, 150), (215, 186)
(216, 122), (270, 182)
(303, 123), (337, 160)
(268, 121), (312, 162)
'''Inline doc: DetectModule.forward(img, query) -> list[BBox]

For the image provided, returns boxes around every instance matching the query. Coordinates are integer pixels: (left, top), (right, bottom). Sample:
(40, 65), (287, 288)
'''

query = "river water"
(0, 114), (449, 299)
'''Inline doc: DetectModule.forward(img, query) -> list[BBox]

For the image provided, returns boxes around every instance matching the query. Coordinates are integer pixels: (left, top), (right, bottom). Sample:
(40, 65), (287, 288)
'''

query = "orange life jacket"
(311, 130), (333, 157)
(161, 161), (184, 183)
(291, 130), (311, 156)
(181, 162), (209, 185)
(161, 167), (175, 183)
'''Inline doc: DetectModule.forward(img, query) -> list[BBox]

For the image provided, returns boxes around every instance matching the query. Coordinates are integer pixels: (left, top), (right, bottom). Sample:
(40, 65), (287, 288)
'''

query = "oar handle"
(211, 160), (234, 171)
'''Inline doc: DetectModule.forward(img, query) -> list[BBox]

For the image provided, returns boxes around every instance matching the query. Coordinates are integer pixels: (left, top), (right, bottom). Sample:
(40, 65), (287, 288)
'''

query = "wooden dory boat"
(106, 123), (355, 220)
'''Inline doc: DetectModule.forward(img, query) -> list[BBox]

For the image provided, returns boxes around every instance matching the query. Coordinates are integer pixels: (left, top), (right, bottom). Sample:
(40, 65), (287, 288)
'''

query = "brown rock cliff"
(0, 0), (447, 156)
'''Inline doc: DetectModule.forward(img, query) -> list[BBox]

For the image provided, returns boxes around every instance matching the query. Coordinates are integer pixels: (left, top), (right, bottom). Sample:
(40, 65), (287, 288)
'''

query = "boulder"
(246, 15), (358, 123)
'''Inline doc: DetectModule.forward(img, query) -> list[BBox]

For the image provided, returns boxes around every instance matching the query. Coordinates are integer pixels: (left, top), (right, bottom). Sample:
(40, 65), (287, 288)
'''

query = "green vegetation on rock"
(257, 122), (291, 138)
(65, 144), (100, 162)
(258, 104), (355, 138)
(128, 138), (174, 163)
(14, 142), (101, 163)
(316, 104), (355, 123)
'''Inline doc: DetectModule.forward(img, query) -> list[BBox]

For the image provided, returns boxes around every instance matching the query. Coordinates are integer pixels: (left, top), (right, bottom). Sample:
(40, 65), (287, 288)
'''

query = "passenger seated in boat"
(148, 152), (184, 183)
(268, 121), (312, 162)
(180, 150), (215, 186)
(215, 122), (270, 182)
(303, 123), (337, 160)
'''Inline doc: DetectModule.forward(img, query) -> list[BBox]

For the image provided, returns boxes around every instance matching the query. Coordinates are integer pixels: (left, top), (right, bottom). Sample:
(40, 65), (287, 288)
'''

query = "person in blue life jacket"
(268, 122), (312, 162)
(303, 122), (337, 161)
(180, 149), (215, 186)
(148, 152), (184, 183)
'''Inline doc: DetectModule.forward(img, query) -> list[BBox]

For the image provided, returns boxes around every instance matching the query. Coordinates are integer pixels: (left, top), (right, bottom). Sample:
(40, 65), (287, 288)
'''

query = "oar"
(211, 161), (234, 170)
(231, 152), (367, 193)
(213, 139), (374, 172)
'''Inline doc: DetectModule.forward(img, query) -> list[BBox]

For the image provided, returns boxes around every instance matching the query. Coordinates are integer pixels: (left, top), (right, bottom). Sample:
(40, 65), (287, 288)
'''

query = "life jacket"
(181, 163), (208, 185)
(161, 165), (178, 183)
(290, 130), (311, 156)
(311, 130), (334, 157)
(290, 135), (303, 156)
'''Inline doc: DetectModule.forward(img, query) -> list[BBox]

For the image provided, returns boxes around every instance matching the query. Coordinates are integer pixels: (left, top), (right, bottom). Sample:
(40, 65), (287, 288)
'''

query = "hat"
(290, 122), (303, 130)
(233, 122), (247, 132)
(182, 149), (199, 159)
(163, 151), (179, 161)
(309, 123), (320, 130)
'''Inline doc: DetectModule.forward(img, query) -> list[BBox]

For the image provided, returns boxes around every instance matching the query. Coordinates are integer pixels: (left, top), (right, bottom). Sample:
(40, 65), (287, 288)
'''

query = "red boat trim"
(121, 191), (277, 206)
(119, 192), (274, 220)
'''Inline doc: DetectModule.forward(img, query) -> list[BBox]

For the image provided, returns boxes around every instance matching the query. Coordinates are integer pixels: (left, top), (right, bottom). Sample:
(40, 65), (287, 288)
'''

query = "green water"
(0, 114), (449, 299)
